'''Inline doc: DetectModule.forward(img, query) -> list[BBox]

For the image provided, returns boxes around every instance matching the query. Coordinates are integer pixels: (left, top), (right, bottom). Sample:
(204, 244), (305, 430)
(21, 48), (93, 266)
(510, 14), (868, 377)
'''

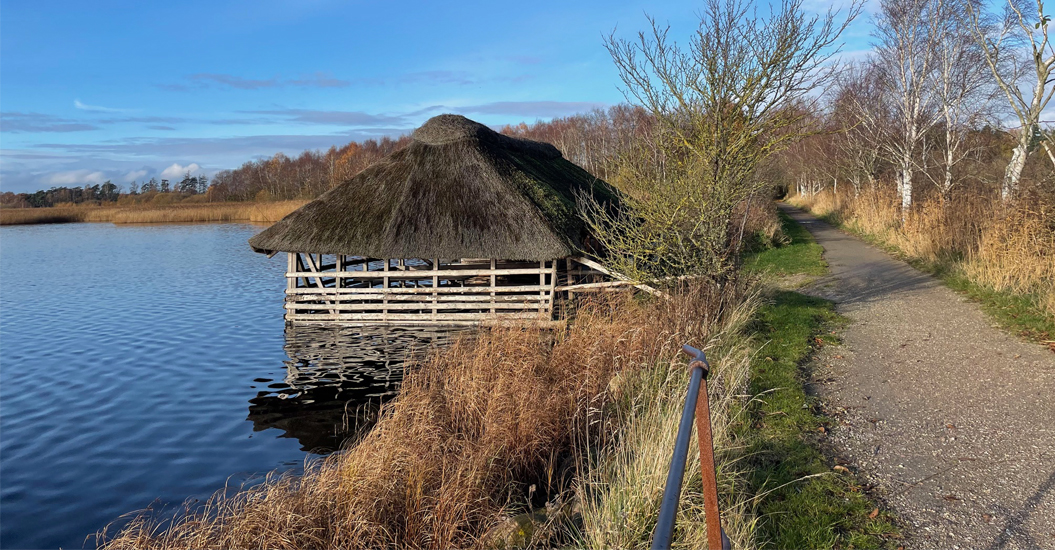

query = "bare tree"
(832, 63), (891, 197)
(591, 0), (861, 280)
(872, 0), (945, 216)
(928, 0), (998, 199)
(967, 0), (1055, 200)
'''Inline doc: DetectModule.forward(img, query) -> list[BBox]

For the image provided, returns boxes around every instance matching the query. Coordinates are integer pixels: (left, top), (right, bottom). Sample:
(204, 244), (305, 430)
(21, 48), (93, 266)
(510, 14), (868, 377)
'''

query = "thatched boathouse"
(249, 114), (621, 325)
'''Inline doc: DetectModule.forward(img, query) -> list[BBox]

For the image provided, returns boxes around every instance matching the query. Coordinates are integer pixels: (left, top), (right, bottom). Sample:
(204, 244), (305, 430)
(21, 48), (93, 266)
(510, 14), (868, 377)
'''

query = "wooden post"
(432, 258), (439, 321)
(383, 258), (389, 322)
(287, 253), (295, 291)
(566, 257), (574, 301)
(335, 255), (342, 290)
(548, 260), (557, 317)
(490, 259), (497, 314)
(539, 261), (546, 317)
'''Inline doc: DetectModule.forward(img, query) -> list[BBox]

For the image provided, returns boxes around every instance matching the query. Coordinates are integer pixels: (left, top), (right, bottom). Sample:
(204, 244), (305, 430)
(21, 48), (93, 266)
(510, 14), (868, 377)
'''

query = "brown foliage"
(97, 283), (742, 550)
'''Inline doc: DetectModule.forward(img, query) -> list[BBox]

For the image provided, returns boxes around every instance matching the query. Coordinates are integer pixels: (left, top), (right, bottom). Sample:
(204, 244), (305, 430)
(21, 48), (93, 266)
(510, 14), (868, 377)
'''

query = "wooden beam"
(285, 285), (550, 295)
(284, 267), (550, 279)
(570, 257), (666, 297)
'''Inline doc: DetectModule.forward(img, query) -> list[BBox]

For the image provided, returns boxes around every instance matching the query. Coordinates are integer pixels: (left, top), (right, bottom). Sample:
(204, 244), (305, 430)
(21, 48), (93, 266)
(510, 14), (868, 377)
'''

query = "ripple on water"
(0, 223), (464, 549)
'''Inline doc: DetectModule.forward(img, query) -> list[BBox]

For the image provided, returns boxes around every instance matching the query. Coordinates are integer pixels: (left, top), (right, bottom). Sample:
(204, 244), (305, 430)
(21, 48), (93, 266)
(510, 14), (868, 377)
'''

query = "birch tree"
(832, 64), (891, 196)
(873, 0), (944, 216)
(968, 0), (1055, 200)
(928, 0), (997, 199)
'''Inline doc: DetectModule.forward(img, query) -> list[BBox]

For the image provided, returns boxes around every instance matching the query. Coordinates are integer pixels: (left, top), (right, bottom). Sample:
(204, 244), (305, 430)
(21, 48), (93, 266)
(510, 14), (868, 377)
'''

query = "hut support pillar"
(383, 259), (389, 323)
(549, 260), (557, 316)
(539, 261), (546, 317)
(432, 258), (439, 322)
(490, 259), (497, 314)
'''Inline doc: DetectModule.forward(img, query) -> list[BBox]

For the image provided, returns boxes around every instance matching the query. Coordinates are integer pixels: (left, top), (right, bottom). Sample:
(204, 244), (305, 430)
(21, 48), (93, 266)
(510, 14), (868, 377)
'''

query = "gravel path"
(779, 204), (1055, 550)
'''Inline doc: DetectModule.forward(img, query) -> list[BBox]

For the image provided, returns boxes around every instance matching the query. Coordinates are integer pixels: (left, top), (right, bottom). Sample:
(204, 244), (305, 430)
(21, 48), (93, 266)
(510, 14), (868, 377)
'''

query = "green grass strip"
(743, 292), (900, 549)
(743, 211), (827, 277)
(739, 208), (902, 548)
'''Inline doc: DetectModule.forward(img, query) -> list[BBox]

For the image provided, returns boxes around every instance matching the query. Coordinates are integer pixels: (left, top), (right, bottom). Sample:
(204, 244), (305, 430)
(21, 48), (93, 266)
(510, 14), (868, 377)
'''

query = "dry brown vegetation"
(788, 188), (1055, 317)
(96, 283), (757, 549)
(0, 201), (306, 226)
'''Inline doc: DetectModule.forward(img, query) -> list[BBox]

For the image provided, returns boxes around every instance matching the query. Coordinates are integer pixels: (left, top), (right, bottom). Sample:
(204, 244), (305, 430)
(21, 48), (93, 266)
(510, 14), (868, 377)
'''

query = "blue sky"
(0, 0), (873, 193)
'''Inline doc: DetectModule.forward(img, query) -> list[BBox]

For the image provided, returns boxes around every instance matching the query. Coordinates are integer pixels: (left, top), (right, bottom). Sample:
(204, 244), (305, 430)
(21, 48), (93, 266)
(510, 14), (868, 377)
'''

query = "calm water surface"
(0, 223), (457, 549)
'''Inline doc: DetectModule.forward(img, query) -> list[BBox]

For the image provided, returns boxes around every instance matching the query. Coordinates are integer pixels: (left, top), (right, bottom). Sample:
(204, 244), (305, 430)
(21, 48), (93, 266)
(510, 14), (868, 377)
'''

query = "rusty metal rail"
(650, 344), (731, 550)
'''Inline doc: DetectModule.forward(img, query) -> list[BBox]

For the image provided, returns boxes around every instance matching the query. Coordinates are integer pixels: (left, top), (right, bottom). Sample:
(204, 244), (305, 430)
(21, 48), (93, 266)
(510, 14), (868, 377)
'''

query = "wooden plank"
(285, 301), (547, 311)
(570, 257), (666, 297)
(290, 319), (567, 328)
(555, 281), (639, 291)
(284, 267), (549, 278)
(284, 285), (549, 295)
(287, 293), (551, 303)
(286, 311), (547, 322)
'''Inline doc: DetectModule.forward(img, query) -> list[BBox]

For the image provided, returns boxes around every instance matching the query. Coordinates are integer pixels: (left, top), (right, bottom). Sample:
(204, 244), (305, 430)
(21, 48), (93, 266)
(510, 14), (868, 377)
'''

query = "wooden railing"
(650, 345), (731, 550)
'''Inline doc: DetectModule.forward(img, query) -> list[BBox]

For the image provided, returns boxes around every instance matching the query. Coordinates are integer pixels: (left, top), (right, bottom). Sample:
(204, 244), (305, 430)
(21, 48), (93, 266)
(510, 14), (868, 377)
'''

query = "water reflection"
(247, 325), (468, 453)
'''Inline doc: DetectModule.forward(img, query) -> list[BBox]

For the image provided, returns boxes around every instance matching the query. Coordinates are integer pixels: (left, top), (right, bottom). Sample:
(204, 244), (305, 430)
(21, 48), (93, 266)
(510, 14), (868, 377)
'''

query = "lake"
(0, 223), (458, 549)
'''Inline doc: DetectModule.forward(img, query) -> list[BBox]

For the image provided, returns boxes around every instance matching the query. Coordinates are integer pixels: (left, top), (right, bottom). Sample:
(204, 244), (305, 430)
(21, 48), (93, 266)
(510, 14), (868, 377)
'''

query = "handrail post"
(685, 345), (725, 550)
(649, 345), (729, 550)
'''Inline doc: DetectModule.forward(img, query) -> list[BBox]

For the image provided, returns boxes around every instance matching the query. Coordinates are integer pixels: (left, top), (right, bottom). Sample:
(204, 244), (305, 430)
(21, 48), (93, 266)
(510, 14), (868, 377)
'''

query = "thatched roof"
(248, 114), (618, 261)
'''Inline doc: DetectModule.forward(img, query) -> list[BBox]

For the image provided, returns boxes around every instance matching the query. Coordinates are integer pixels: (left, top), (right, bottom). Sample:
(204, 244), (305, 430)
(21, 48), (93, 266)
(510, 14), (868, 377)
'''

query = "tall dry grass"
(96, 283), (757, 549)
(0, 201), (305, 226)
(576, 288), (758, 550)
(788, 188), (1055, 317)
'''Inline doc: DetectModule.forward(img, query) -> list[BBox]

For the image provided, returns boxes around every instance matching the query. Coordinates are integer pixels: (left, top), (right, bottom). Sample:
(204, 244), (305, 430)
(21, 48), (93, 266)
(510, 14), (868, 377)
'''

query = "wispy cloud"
(288, 72), (352, 88)
(398, 70), (476, 86)
(162, 72), (351, 91)
(240, 101), (607, 128)
(189, 73), (282, 90)
(160, 70), (530, 92)
(453, 101), (607, 118)
(242, 108), (410, 126)
(74, 99), (129, 113)
(148, 125), (177, 131)
(1, 112), (101, 133)
(99, 115), (187, 124)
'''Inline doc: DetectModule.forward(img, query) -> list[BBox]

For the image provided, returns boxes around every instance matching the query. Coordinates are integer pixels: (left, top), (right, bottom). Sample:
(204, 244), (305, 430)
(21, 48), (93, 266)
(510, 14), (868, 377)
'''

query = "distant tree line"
(1, 181), (121, 208)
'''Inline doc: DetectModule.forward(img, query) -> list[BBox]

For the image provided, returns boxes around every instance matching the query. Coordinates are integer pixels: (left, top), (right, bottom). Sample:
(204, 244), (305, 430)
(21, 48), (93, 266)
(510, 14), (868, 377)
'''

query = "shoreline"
(0, 200), (307, 226)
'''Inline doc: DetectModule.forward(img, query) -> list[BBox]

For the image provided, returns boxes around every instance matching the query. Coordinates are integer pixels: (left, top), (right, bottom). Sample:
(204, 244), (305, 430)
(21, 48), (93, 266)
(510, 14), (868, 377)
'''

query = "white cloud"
(160, 162), (202, 180)
(42, 169), (108, 186)
(74, 99), (128, 113)
(123, 169), (149, 182)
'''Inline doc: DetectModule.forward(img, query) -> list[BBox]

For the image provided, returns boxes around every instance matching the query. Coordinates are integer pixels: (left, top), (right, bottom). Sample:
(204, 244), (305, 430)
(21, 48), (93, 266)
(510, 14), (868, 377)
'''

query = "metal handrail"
(650, 344), (731, 550)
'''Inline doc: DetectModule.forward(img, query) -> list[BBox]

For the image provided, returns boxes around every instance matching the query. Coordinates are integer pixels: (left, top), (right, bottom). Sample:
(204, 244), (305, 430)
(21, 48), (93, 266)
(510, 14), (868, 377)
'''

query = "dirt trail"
(780, 204), (1055, 550)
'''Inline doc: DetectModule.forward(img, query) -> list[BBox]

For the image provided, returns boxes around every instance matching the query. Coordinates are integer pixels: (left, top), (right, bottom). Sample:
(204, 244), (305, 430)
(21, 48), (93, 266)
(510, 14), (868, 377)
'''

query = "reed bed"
(788, 188), (1055, 318)
(96, 282), (758, 550)
(0, 201), (305, 226)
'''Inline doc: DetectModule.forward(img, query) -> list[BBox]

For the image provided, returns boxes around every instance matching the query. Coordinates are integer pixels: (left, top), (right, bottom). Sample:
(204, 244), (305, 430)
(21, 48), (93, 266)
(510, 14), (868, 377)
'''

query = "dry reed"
(96, 282), (756, 549)
(0, 201), (305, 226)
(788, 188), (1055, 317)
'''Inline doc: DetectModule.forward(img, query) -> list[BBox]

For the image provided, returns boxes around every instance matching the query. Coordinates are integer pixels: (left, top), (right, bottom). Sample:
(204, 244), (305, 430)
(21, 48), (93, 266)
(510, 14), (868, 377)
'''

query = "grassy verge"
(807, 206), (1054, 345)
(739, 208), (901, 549)
(0, 200), (306, 226)
(743, 210), (827, 279)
